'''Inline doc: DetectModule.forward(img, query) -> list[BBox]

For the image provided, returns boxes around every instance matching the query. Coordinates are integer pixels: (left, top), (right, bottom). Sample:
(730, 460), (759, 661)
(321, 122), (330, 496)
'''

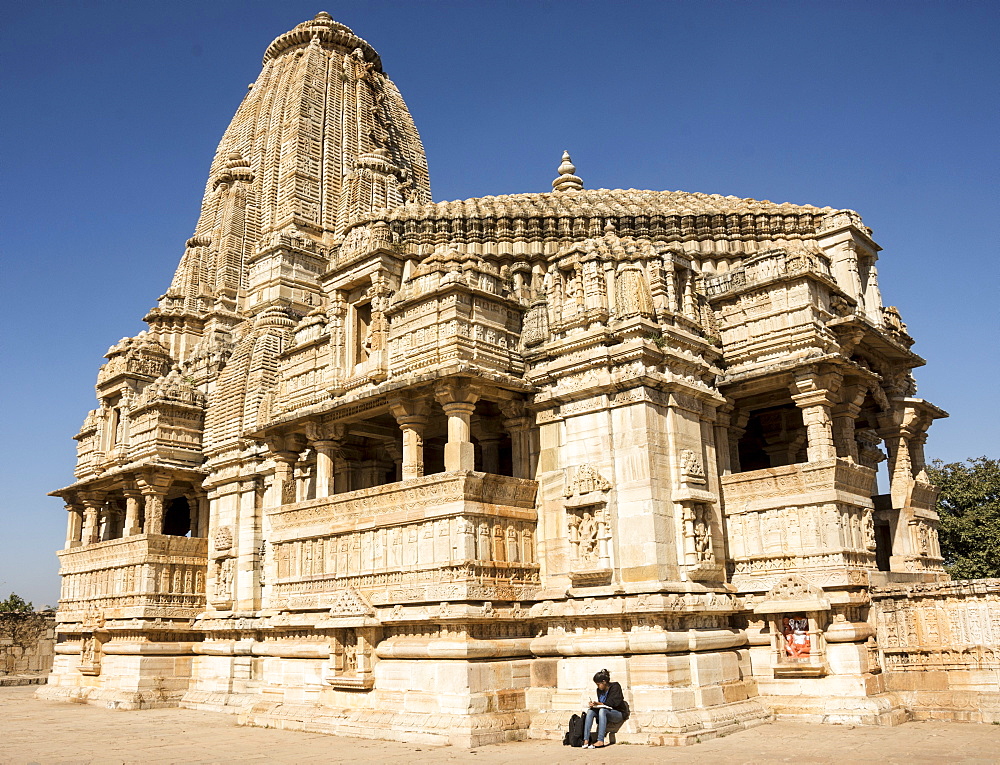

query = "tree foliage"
(0, 593), (34, 614)
(0, 593), (46, 660)
(927, 456), (1000, 579)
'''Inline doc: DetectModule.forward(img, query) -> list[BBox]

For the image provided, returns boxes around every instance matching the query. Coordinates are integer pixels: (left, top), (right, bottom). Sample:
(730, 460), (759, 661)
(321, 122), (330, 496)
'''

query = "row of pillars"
(722, 368), (932, 490)
(64, 479), (209, 548)
(266, 380), (533, 506)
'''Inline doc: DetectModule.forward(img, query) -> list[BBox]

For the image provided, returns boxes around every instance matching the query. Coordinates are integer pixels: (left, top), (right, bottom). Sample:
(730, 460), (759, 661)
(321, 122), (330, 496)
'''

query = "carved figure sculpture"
(782, 616), (811, 659)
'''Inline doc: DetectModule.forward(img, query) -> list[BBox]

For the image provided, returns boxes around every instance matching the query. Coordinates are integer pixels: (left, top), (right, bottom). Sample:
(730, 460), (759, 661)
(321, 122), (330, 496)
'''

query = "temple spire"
(552, 150), (584, 192)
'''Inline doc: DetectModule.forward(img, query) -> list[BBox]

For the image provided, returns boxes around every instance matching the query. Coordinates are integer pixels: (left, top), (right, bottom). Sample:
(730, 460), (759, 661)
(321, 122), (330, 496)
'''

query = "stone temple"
(42, 12), (999, 745)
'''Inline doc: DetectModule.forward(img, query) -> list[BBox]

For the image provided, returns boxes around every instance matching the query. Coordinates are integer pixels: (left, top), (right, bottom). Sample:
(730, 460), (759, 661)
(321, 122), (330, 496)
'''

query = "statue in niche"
(693, 505), (715, 563)
(917, 522), (931, 555)
(614, 262), (655, 319)
(343, 639), (358, 675)
(214, 557), (234, 601)
(576, 512), (598, 563)
(863, 513), (876, 551)
(782, 616), (811, 659)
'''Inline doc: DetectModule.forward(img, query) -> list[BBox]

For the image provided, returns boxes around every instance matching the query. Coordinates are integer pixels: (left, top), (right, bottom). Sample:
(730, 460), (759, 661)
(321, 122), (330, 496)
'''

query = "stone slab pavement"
(1, 687), (997, 765)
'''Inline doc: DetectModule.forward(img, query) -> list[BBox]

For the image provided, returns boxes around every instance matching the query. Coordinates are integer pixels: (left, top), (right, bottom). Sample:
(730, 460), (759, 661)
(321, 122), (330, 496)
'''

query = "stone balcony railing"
(264, 471), (540, 610)
(57, 534), (208, 623)
(871, 579), (1000, 671)
(721, 458), (876, 511)
(721, 459), (878, 590)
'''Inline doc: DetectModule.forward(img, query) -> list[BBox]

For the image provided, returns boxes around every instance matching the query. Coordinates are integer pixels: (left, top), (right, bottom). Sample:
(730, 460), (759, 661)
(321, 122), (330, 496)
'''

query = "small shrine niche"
(318, 588), (379, 690)
(753, 574), (831, 677)
(79, 608), (106, 676)
(563, 465), (613, 587)
(210, 525), (236, 609)
(79, 633), (103, 676)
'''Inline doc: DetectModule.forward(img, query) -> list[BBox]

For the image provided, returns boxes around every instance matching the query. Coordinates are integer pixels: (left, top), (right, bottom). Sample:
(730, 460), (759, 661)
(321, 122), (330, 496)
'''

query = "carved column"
(122, 487), (143, 536)
(790, 371), (839, 462)
(79, 492), (105, 545)
(136, 473), (171, 535)
(64, 502), (84, 548)
(140, 489), (166, 535)
(326, 293), (348, 394)
(909, 430), (929, 482)
(273, 452), (299, 506)
(196, 493), (210, 538)
(714, 403), (734, 475)
(333, 444), (353, 494)
(728, 408), (750, 473)
(313, 440), (338, 497)
(832, 240), (865, 313)
(435, 380), (480, 472)
(862, 259), (884, 325)
(500, 400), (532, 479)
(832, 384), (866, 463)
(390, 395), (429, 480)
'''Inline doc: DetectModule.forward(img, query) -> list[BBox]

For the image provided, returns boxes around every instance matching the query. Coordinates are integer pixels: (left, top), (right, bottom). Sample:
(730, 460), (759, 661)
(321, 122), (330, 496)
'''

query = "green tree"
(0, 593), (46, 672)
(926, 456), (1000, 579)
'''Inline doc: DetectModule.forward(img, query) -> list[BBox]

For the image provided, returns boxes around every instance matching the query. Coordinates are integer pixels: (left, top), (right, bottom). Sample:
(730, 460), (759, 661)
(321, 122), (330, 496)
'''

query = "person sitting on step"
(582, 668), (627, 748)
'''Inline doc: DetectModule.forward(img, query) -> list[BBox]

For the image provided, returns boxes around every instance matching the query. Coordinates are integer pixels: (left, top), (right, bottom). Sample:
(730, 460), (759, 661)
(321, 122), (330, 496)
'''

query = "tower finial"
(552, 150), (584, 192)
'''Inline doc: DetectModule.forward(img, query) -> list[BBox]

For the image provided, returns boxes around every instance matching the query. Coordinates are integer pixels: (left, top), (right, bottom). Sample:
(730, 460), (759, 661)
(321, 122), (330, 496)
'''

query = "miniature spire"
(552, 150), (584, 192)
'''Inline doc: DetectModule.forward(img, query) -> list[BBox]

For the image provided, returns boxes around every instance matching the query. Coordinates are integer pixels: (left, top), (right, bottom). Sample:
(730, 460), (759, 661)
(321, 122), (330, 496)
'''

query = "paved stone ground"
(2, 686), (996, 765)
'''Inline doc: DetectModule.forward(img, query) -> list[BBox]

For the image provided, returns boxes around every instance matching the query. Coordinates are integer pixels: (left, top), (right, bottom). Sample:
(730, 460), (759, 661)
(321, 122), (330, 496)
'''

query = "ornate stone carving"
(563, 464), (611, 498)
(214, 526), (233, 552)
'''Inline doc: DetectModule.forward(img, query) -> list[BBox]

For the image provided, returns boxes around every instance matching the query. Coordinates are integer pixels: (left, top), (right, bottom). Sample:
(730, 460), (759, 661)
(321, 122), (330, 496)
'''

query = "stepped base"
(238, 701), (530, 747)
(530, 699), (773, 746)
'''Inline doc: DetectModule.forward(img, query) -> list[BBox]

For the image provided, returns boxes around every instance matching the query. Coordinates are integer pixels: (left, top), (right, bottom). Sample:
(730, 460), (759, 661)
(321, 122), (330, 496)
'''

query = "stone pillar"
(479, 436), (502, 475)
(500, 401), (532, 480)
(435, 380), (480, 472)
(910, 431), (928, 481)
(863, 260), (884, 325)
(390, 396), (430, 480)
(122, 488), (143, 536)
(272, 452), (299, 507)
(313, 440), (337, 497)
(136, 473), (172, 535)
(333, 446), (353, 494)
(728, 408), (750, 473)
(714, 403), (734, 475)
(141, 489), (166, 535)
(64, 502), (84, 548)
(195, 493), (210, 537)
(832, 384), (866, 463)
(790, 372), (839, 462)
(79, 493), (105, 545)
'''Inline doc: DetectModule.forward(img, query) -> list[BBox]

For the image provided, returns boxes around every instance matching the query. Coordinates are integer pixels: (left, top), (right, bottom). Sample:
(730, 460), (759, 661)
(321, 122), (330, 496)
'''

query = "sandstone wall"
(871, 579), (1000, 722)
(0, 612), (56, 681)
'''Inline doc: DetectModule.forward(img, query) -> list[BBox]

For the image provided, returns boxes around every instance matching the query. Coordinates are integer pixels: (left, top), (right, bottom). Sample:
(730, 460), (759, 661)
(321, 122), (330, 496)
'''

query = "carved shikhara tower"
(43, 13), (1000, 744)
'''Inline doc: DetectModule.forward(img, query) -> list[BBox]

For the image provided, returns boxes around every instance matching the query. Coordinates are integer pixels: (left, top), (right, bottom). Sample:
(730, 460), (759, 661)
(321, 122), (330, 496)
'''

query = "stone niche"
(753, 575), (831, 677)
(563, 465), (613, 587)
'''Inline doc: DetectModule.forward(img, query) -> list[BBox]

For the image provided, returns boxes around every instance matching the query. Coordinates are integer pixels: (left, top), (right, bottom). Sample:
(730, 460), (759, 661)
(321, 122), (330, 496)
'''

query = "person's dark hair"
(593, 669), (610, 684)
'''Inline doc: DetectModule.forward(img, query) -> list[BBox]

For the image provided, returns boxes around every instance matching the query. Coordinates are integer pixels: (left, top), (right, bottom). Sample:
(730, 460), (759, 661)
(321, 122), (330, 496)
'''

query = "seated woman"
(582, 669), (629, 748)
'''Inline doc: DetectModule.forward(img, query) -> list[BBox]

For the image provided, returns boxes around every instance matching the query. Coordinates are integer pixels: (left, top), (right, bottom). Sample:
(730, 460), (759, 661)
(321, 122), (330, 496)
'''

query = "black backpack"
(563, 713), (585, 747)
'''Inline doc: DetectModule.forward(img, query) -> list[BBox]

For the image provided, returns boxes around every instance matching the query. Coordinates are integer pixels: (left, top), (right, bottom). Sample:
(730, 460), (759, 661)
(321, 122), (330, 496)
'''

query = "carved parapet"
(721, 458), (876, 510)
(56, 535), (208, 625)
(263, 472), (539, 609)
(871, 579), (1000, 671)
(704, 247), (835, 300)
(722, 460), (878, 591)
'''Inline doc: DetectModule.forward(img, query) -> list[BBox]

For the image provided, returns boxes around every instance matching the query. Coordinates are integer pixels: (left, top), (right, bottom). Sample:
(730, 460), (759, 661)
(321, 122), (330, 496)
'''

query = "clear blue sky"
(2, 1), (997, 607)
